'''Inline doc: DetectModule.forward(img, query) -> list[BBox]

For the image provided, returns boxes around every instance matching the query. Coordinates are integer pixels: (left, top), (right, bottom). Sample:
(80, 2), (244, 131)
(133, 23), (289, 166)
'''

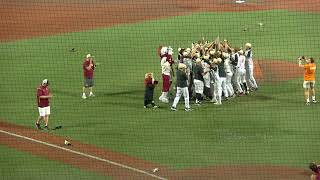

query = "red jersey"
(83, 58), (95, 78)
(37, 85), (50, 107)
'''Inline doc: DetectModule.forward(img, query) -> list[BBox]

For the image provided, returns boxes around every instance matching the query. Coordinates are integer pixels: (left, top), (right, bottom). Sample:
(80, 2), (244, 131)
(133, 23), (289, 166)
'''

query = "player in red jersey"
(35, 79), (52, 130)
(82, 54), (96, 99)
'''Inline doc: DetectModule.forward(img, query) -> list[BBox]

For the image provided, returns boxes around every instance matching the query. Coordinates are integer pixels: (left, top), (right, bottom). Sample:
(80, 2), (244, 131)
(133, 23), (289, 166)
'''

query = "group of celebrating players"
(145, 37), (259, 110)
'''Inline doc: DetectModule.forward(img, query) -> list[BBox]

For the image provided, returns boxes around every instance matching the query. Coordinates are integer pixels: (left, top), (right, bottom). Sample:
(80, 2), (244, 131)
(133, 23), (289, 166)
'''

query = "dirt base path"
(0, 121), (311, 179)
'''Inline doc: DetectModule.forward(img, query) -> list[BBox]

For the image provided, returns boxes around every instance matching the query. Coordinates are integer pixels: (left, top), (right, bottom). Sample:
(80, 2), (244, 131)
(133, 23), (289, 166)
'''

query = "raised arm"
(298, 56), (305, 68)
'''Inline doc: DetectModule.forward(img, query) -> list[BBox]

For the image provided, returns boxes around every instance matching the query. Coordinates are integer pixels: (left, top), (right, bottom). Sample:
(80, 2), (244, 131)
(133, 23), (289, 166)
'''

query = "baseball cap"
(86, 54), (94, 58)
(42, 79), (49, 85)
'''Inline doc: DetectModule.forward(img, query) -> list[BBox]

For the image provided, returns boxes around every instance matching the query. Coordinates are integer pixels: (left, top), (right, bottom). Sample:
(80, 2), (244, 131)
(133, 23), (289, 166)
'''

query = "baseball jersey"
(304, 63), (316, 81)
(193, 64), (204, 81)
(161, 57), (171, 75)
(245, 49), (253, 67)
(224, 58), (232, 73)
(218, 59), (226, 78)
(237, 55), (246, 70)
(37, 85), (50, 107)
(83, 59), (95, 78)
(176, 69), (188, 88)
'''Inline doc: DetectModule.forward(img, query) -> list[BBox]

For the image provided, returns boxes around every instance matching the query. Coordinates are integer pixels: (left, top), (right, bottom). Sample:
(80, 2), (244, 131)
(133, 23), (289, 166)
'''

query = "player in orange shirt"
(298, 56), (317, 105)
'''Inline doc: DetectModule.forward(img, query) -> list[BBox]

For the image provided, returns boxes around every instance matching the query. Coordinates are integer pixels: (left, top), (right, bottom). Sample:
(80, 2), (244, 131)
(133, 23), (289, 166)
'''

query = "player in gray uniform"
(193, 58), (206, 105)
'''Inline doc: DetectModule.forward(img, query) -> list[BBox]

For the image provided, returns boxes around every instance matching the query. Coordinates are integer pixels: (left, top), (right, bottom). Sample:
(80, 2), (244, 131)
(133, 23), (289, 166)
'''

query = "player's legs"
(240, 70), (249, 94)
(235, 69), (243, 94)
(182, 87), (190, 109)
(310, 81), (316, 103)
(194, 79), (204, 104)
(89, 87), (94, 96)
(214, 78), (222, 104)
(305, 88), (310, 104)
(303, 81), (311, 104)
(226, 72), (234, 96)
(44, 106), (50, 128)
(172, 87), (182, 108)
(248, 67), (258, 89)
(36, 107), (45, 126)
(221, 77), (228, 98)
(160, 74), (170, 103)
(82, 78), (90, 99)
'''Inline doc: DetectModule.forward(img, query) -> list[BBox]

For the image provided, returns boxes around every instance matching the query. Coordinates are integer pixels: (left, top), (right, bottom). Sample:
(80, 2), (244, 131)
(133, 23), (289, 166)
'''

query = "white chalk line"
(0, 129), (168, 180)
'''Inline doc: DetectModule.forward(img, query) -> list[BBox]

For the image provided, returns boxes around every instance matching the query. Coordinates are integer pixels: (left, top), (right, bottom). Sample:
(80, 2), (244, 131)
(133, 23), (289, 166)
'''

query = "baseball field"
(0, 0), (320, 179)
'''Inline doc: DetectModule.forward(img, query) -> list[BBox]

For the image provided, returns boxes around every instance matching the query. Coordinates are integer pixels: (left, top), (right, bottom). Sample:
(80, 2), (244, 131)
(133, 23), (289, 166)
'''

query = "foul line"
(0, 129), (168, 180)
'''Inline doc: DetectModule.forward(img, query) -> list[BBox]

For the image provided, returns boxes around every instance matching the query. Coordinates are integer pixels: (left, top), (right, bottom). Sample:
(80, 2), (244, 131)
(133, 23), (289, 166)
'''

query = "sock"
(82, 93), (86, 96)
(243, 82), (248, 91)
(163, 92), (168, 99)
(307, 98), (310, 103)
(89, 91), (93, 95)
(312, 96), (316, 101)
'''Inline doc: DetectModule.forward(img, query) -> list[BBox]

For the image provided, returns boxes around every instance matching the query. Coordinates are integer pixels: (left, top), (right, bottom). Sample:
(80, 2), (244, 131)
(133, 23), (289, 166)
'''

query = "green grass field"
(0, 145), (112, 180)
(1, 9), (320, 175)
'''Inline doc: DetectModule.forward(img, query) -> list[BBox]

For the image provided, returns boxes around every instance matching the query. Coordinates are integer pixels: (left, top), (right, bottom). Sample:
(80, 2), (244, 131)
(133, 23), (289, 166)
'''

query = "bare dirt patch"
(254, 60), (303, 84)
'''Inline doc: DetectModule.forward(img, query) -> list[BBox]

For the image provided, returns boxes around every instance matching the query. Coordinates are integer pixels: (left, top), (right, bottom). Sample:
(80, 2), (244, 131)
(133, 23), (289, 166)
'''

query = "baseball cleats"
(210, 99), (217, 103)
(82, 94), (87, 99)
(89, 93), (95, 97)
(312, 100), (317, 103)
(160, 97), (169, 103)
(185, 108), (192, 112)
(44, 126), (49, 130)
(171, 106), (177, 111)
(153, 105), (159, 109)
(214, 102), (222, 105)
(35, 122), (41, 130)
(306, 102), (311, 105)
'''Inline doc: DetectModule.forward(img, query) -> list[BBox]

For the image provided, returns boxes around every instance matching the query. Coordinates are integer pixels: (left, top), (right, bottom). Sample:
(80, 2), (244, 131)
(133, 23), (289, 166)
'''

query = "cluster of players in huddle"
(144, 38), (258, 110)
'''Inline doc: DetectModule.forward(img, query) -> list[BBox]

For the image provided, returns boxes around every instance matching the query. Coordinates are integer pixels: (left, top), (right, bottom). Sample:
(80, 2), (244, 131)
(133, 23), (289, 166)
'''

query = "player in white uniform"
(235, 50), (248, 95)
(244, 43), (258, 90)
(223, 52), (235, 97)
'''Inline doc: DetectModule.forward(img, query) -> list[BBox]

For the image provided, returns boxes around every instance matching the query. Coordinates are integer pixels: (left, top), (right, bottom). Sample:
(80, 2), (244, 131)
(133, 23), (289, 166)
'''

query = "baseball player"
(244, 43), (258, 90)
(223, 52), (235, 97)
(298, 56), (317, 105)
(202, 55), (213, 100)
(171, 63), (192, 111)
(182, 50), (193, 99)
(193, 58), (206, 105)
(82, 54), (95, 99)
(234, 50), (248, 95)
(35, 79), (52, 130)
(159, 47), (174, 103)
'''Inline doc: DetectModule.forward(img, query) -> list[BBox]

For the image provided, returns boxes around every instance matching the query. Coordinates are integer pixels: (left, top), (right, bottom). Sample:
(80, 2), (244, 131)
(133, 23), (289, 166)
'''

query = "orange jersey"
(304, 63), (316, 81)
